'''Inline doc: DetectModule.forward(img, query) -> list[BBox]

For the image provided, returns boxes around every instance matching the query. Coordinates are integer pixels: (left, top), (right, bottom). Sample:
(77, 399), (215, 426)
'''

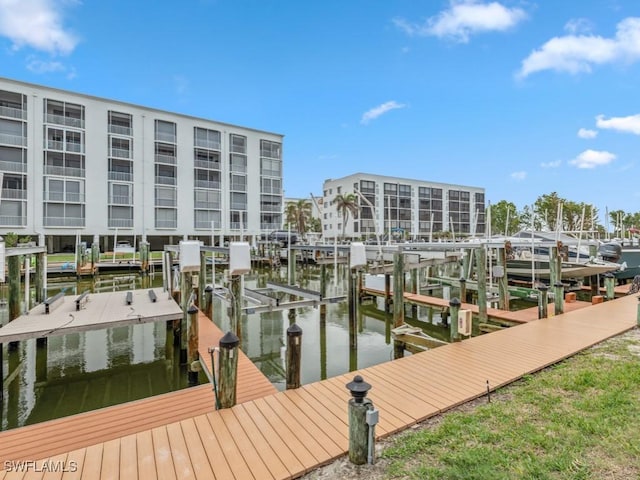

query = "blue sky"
(1, 0), (639, 219)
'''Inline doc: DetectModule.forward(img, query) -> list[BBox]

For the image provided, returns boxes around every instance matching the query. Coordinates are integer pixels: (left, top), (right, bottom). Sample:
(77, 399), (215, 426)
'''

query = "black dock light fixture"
(346, 375), (371, 403)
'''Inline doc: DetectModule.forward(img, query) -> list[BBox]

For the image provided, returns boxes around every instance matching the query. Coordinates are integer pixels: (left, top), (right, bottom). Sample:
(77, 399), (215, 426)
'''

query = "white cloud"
(577, 128), (598, 139)
(569, 149), (616, 168)
(564, 18), (593, 35)
(26, 55), (76, 79)
(510, 171), (527, 180)
(361, 101), (406, 125)
(0, 0), (79, 55)
(596, 113), (640, 135)
(541, 160), (562, 168)
(517, 17), (640, 78)
(393, 1), (527, 43)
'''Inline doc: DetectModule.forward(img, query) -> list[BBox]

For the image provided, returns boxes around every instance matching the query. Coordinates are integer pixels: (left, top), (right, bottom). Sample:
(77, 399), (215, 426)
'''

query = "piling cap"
(449, 297), (461, 307)
(205, 285), (213, 292)
(187, 304), (198, 314)
(603, 272), (614, 278)
(219, 331), (240, 349)
(538, 284), (549, 291)
(459, 277), (466, 283)
(554, 282), (564, 288)
(287, 323), (303, 337)
(346, 375), (371, 403)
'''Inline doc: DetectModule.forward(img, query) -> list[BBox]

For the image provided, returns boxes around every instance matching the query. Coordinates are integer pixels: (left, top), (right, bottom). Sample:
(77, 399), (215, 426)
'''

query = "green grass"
(381, 331), (640, 480)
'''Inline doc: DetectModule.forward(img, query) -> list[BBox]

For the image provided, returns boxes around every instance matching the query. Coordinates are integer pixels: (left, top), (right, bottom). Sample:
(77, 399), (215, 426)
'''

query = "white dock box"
(350, 242), (367, 269)
(179, 240), (201, 273)
(229, 242), (251, 275)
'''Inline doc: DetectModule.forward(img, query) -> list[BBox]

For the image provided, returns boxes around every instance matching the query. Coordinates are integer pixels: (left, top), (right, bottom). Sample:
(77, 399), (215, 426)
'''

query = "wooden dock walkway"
(1, 293), (636, 479)
(362, 287), (593, 324)
(0, 312), (276, 465)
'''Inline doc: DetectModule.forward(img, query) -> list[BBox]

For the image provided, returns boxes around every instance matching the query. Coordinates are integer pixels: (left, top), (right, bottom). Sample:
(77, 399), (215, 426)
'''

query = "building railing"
(155, 154), (176, 165)
(44, 165), (85, 177)
(108, 124), (132, 136)
(108, 171), (133, 182)
(0, 160), (27, 173)
(229, 222), (248, 230)
(155, 175), (176, 186)
(155, 132), (176, 143)
(194, 159), (221, 170)
(44, 192), (85, 203)
(194, 200), (221, 209)
(44, 216), (85, 227)
(45, 113), (84, 129)
(0, 215), (27, 226)
(0, 105), (26, 120)
(195, 220), (221, 229)
(109, 194), (133, 205)
(65, 142), (84, 154)
(155, 198), (177, 207)
(230, 202), (247, 210)
(260, 205), (281, 212)
(1, 188), (26, 200)
(261, 186), (281, 194)
(260, 169), (280, 177)
(195, 180), (220, 189)
(108, 218), (134, 228)
(0, 133), (27, 147)
(110, 147), (132, 159)
(230, 182), (246, 191)
(194, 138), (221, 150)
(261, 223), (281, 231)
(155, 219), (177, 228)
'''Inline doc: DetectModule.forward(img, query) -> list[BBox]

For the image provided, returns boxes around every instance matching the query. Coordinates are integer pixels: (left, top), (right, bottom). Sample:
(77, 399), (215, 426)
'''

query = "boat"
(504, 230), (621, 282)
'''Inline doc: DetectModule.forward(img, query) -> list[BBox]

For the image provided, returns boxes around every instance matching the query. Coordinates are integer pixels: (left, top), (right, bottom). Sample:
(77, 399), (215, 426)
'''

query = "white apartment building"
(0, 77), (283, 252)
(322, 173), (485, 240)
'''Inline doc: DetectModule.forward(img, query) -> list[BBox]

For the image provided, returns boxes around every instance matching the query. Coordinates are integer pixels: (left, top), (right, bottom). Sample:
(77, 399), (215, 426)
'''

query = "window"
(230, 134), (246, 154)
(108, 111), (132, 136)
(260, 140), (281, 158)
(384, 183), (397, 195)
(155, 120), (176, 143)
(260, 158), (281, 177)
(230, 153), (247, 173)
(195, 127), (221, 150)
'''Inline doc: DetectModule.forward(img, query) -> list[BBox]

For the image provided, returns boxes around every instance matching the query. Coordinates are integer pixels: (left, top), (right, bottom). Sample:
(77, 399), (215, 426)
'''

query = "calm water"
(0, 263), (477, 431)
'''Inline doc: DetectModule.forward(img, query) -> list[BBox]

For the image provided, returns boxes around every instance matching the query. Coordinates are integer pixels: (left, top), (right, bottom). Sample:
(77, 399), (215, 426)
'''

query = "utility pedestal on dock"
(346, 375), (377, 466)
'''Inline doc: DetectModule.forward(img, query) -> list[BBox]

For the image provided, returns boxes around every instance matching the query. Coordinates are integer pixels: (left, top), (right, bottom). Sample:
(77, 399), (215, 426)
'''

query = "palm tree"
(333, 193), (358, 241)
(285, 199), (312, 239)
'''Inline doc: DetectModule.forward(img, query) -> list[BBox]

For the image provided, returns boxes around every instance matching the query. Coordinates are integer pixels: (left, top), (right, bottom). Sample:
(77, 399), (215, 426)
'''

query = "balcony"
(1, 188), (26, 200)
(110, 148), (132, 159)
(261, 186), (281, 194)
(155, 175), (176, 186)
(155, 219), (177, 229)
(109, 194), (133, 205)
(0, 160), (27, 173)
(108, 124), (132, 136)
(45, 113), (84, 129)
(0, 133), (26, 147)
(44, 165), (85, 178)
(155, 132), (176, 143)
(195, 180), (220, 189)
(260, 204), (282, 213)
(108, 171), (133, 182)
(108, 218), (134, 228)
(195, 138), (221, 150)
(195, 220), (221, 229)
(194, 159), (220, 170)
(0, 105), (26, 120)
(195, 200), (221, 209)
(155, 154), (176, 165)
(46, 140), (85, 154)
(261, 223), (281, 231)
(230, 202), (247, 210)
(0, 215), (27, 226)
(155, 198), (177, 207)
(43, 216), (85, 227)
(44, 192), (85, 203)
(230, 182), (246, 192)
(229, 222), (248, 230)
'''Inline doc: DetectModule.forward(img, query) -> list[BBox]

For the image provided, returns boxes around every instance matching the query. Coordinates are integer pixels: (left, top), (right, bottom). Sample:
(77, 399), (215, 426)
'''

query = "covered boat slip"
(0, 288), (180, 344)
(1, 293), (636, 479)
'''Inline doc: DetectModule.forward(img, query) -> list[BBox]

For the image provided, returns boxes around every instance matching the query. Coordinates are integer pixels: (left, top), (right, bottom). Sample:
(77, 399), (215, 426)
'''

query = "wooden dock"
(0, 312), (276, 465)
(1, 293), (637, 479)
(362, 287), (593, 324)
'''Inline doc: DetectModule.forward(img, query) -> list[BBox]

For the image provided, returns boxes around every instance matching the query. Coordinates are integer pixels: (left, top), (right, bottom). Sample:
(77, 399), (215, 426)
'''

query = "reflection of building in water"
(245, 310), (285, 387)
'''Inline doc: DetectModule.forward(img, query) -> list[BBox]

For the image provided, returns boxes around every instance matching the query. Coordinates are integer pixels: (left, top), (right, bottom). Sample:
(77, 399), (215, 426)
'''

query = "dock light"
(287, 323), (303, 345)
(346, 375), (372, 403)
(229, 242), (251, 275)
(449, 297), (461, 308)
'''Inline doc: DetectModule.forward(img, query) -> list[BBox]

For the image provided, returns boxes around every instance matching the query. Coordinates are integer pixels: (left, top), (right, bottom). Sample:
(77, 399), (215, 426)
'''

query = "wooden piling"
(475, 247), (487, 330)
(187, 304), (199, 386)
(538, 285), (549, 319)
(179, 272), (191, 364)
(392, 251), (405, 327)
(497, 247), (510, 311)
(604, 273), (615, 300)
(218, 331), (240, 409)
(348, 270), (358, 324)
(384, 274), (391, 313)
(410, 268), (418, 317)
(449, 298), (460, 342)
(286, 323), (302, 389)
(549, 246), (559, 287)
(204, 285), (213, 320)
(35, 252), (45, 304)
(229, 274), (243, 342)
(320, 264), (327, 316)
(554, 282), (564, 315)
(198, 250), (207, 308)
(459, 277), (467, 303)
